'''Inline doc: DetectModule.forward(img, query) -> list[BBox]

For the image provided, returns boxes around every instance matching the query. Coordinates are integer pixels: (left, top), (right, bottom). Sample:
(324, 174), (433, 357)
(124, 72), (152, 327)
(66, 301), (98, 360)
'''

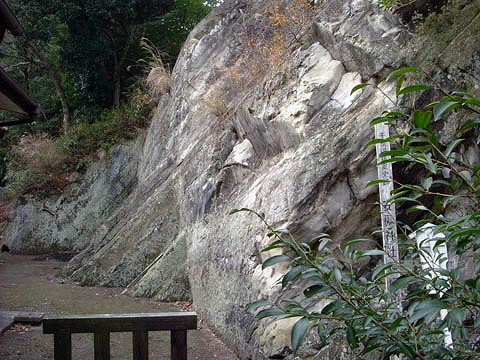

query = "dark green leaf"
(282, 266), (304, 287)
(343, 238), (375, 249)
(433, 101), (461, 121)
(397, 85), (433, 96)
(321, 301), (342, 315)
(447, 308), (464, 326)
(304, 284), (330, 298)
(262, 254), (289, 269)
(371, 262), (395, 281)
(256, 307), (284, 319)
(408, 300), (446, 323)
(387, 67), (421, 80)
(460, 119), (480, 131)
(445, 139), (464, 158)
(390, 276), (417, 295)
(366, 179), (390, 188)
(346, 326), (359, 349)
(350, 83), (371, 95)
(229, 207), (251, 215)
(361, 249), (385, 257)
(365, 137), (393, 148)
(449, 228), (480, 239)
(413, 110), (432, 129)
(333, 268), (342, 281)
(261, 240), (283, 252)
(317, 237), (331, 252)
(246, 300), (272, 313)
(397, 342), (416, 359)
(291, 317), (310, 353)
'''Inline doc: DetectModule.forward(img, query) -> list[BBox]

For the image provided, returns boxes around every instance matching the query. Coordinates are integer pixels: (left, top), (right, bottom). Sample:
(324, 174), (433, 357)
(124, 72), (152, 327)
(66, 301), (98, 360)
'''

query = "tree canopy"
(1, 0), (214, 132)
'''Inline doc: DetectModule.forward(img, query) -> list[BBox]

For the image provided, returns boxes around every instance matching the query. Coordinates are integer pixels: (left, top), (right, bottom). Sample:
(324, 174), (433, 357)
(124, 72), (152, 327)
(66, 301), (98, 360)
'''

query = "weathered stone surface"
(3, 136), (143, 254)
(3, 1), (479, 359)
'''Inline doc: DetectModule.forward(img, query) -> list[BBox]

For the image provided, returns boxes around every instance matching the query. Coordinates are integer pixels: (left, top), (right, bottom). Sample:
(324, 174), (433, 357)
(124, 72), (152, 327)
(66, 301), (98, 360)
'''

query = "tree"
(2, 0), (73, 132)
(3, 0), (213, 130)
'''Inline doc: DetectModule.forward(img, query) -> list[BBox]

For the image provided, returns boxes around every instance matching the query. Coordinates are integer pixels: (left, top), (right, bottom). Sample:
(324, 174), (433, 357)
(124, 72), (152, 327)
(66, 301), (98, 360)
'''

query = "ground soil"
(0, 253), (239, 360)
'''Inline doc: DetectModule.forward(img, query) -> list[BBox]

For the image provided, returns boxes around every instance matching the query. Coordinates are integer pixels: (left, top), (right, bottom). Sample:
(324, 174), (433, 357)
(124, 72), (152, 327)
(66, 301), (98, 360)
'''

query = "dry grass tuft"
(140, 37), (171, 97)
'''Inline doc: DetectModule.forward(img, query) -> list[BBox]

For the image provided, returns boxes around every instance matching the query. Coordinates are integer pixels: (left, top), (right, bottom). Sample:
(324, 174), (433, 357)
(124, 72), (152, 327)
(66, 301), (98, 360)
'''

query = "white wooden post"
(410, 224), (453, 348)
(375, 123), (404, 360)
(375, 123), (400, 291)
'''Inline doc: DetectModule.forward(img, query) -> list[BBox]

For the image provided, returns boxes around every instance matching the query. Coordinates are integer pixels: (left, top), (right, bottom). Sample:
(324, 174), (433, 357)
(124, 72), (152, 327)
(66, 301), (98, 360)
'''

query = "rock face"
(3, 136), (143, 254)
(3, 0), (479, 358)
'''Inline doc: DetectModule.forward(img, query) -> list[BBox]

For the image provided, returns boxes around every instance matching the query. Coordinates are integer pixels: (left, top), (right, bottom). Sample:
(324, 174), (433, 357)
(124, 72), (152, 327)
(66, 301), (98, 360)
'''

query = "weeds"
(227, 0), (317, 91)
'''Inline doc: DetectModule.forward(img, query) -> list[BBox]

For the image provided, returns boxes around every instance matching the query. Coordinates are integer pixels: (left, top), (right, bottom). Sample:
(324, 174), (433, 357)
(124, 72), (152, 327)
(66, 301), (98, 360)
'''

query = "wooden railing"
(42, 312), (197, 360)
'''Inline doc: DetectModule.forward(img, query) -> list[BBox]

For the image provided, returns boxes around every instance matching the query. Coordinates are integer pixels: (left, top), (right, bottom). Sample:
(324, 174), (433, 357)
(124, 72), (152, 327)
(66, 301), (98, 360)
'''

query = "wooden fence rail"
(42, 312), (197, 360)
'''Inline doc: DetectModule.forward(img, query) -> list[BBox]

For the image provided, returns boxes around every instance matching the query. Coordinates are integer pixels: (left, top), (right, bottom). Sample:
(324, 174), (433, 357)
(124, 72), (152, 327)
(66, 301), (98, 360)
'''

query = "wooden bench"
(42, 312), (197, 360)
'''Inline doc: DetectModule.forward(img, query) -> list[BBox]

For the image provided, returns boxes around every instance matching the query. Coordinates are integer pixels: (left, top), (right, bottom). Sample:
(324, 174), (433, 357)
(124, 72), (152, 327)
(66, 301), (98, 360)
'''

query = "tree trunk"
(49, 68), (72, 133)
(29, 44), (72, 133)
(113, 67), (121, 108)
(104, 27), (135, 108)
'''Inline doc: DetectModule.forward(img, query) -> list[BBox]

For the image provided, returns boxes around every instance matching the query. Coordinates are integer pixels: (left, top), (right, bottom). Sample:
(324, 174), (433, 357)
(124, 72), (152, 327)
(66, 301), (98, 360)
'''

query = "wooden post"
(94, 331), (111, 360)
(53, 331), (72, 360)
(375, 122), (400, 291)
(133, 330), (149, 360)
(171, 330), (187, 360)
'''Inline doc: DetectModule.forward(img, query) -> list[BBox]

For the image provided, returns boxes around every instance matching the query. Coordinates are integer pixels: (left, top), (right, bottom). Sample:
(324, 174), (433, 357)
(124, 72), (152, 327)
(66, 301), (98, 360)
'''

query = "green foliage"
(3, 0), (213, 129)
(6, 135), (68, 197)
(1, 0), (212, 196)
(3, 85), (155, 197)
(58, 86), (154, 159)
(241, 69), (480, 359)
(145, 0), (214, 59)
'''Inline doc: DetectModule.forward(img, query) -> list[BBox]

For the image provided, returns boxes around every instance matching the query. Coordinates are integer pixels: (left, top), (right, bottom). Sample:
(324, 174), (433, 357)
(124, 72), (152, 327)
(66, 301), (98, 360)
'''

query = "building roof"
(0, 0), (39, 125)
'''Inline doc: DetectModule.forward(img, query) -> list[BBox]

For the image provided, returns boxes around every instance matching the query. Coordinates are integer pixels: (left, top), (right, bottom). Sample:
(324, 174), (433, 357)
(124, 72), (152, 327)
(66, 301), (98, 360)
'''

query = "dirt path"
(0, 253), (239, 360)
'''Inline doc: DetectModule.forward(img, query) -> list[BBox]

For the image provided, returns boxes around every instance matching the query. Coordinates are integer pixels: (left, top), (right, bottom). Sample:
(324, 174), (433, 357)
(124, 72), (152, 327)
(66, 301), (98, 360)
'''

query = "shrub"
(239, 68), (480, 359)
(7, 134), (68, 196)
(59, 85), (155, 161)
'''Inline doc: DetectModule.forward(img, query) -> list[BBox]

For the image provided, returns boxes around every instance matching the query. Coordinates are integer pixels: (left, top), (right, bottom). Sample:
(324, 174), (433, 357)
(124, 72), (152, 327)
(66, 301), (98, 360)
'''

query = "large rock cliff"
(3, 0), (479, 358)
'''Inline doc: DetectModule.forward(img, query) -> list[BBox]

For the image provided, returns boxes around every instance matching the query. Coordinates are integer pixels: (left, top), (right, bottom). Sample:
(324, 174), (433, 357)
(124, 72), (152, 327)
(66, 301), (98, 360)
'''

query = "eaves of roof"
(0, 0), (23, 41)
(0, 0), (40, 125)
